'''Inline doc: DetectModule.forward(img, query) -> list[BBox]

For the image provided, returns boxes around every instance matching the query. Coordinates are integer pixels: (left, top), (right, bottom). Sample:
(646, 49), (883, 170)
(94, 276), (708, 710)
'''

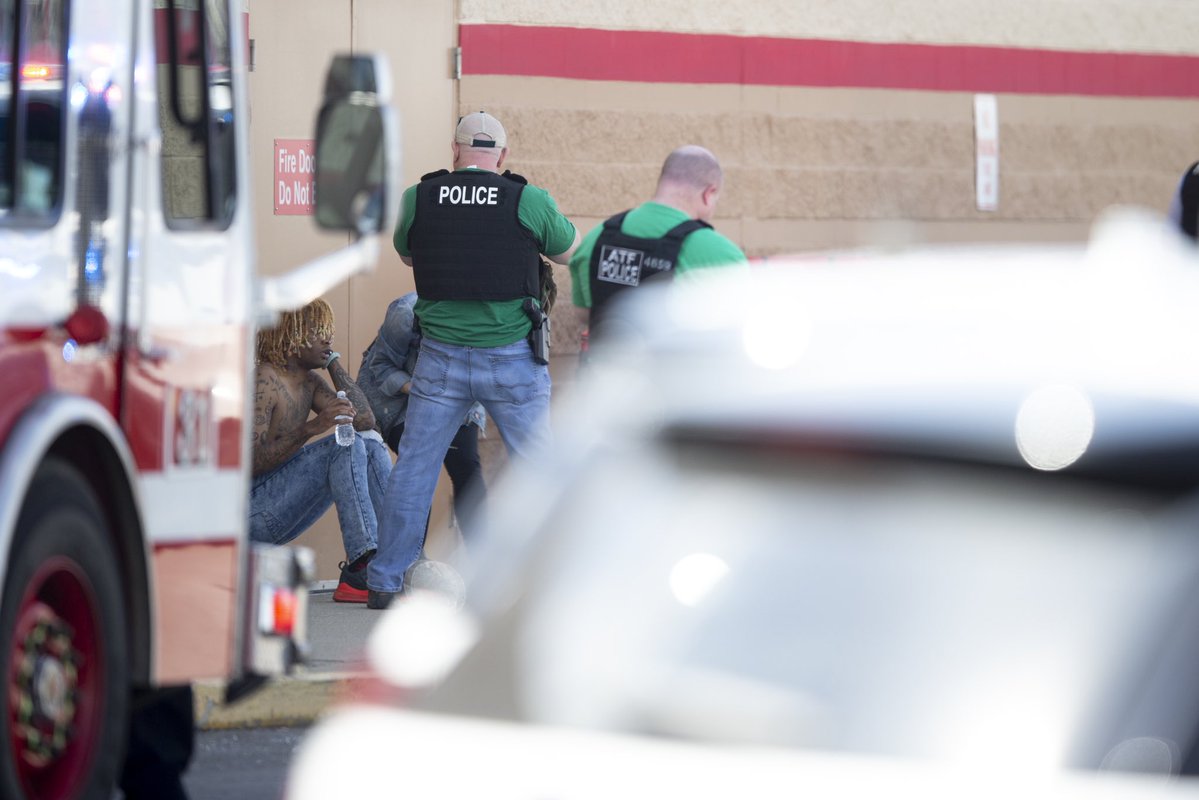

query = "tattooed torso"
(251, 363), (327, 477)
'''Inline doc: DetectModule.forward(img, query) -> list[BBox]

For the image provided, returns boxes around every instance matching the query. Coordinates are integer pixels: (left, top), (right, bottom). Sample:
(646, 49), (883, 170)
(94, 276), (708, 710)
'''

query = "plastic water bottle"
(334, 390), (354, 447)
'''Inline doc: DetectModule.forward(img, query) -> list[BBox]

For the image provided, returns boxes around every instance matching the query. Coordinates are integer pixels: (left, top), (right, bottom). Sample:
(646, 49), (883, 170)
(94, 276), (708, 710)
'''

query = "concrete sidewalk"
(195, 589), (385, 729)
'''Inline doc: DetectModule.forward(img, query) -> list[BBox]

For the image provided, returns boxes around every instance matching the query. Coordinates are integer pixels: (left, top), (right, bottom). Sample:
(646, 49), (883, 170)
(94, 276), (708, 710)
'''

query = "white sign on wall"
(974, 94), (999, 212)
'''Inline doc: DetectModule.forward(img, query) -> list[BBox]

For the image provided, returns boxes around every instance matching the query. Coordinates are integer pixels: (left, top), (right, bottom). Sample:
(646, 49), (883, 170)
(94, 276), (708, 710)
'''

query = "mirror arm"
(255, 237), (380, 324)
(163, 0), (206, 138)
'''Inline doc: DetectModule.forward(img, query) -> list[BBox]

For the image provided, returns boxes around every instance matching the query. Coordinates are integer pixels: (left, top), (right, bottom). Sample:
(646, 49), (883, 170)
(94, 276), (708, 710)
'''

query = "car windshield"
(505, 435), (1199, 770)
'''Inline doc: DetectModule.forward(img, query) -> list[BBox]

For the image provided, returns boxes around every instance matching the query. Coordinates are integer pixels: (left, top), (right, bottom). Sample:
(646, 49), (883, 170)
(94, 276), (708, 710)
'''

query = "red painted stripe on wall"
(460, 24), (1199, 98)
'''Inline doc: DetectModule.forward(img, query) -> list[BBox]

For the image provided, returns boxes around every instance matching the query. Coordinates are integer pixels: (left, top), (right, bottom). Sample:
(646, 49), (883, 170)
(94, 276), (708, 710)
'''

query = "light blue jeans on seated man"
(250, 430), (392, 565)
(368, 336), (551, 594)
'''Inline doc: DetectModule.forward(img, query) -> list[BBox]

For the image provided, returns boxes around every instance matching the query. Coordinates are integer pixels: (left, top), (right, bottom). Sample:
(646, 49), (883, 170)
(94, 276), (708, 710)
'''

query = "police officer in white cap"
(367, 111), (578, 608)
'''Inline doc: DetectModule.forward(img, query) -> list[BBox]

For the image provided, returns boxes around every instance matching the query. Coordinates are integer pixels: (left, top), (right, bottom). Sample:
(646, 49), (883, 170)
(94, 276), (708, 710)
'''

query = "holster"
(523, 298), (550, 365)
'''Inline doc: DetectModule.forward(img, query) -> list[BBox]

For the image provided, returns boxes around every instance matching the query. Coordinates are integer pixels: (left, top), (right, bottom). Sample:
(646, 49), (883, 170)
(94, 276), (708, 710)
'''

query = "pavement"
(194, 588), (385, 730)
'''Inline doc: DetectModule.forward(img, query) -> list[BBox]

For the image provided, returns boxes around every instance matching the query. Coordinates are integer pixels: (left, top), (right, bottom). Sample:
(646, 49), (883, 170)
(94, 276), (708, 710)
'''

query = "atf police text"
(598, 246), (643, 286)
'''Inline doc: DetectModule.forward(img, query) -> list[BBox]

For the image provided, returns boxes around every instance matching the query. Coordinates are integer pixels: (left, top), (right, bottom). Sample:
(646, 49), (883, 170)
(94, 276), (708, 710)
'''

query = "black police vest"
(407, 169), (541, 301)
(588, 211), (710, 323)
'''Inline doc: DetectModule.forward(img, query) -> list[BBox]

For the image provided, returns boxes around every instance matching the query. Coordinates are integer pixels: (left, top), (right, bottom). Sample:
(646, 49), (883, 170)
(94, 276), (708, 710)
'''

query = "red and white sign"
(973, 94), (999, 212)
(274, 138), (316, 215)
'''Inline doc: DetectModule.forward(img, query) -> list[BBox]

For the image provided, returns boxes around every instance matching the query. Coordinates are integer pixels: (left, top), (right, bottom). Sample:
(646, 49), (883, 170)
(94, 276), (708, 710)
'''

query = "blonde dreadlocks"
(256, 299), (336, 367)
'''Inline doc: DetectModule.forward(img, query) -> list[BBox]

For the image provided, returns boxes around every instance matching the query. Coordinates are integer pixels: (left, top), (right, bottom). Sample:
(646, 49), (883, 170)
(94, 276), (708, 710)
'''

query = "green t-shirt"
(569, 201), (748, 308)
(394, 168), (577, 347)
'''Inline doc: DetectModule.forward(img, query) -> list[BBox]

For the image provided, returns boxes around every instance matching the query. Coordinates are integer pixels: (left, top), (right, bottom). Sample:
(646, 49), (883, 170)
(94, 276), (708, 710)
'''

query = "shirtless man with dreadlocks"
(250, 298), (392, 602)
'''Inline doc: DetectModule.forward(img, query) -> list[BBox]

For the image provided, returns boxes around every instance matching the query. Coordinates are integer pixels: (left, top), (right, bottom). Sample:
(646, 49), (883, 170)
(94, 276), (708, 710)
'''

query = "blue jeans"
(249, 432), (392, 564)
(390, 422), (486, 541)
(368, 336), (551, 593)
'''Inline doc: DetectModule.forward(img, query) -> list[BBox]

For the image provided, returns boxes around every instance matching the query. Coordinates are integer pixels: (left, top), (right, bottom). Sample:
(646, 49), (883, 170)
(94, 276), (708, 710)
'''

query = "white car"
(287, 208), (1199, 798)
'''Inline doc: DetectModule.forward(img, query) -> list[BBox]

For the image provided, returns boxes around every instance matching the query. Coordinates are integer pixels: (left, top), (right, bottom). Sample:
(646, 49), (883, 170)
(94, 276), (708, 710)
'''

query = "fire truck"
(0, 0), (398, 797)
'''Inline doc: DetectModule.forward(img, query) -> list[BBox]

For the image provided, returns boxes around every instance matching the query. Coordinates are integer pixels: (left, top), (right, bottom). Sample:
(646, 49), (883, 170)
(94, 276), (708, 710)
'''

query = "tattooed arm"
(325, 357), (378, 431)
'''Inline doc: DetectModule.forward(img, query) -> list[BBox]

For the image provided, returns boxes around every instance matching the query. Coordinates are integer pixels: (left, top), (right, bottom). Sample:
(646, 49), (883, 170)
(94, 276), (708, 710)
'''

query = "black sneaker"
(366, 590), (397, 610)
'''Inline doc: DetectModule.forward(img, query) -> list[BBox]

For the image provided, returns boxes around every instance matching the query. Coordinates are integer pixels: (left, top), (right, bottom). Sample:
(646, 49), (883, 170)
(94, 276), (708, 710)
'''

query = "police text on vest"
(598, 246), (643, 286)
(439, 185), (499, 205)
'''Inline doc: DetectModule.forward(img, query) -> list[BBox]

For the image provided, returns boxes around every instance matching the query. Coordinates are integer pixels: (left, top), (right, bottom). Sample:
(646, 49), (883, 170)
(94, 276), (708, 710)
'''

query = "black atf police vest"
(408, 169), (541, 301)
(588, 210), (710, 324)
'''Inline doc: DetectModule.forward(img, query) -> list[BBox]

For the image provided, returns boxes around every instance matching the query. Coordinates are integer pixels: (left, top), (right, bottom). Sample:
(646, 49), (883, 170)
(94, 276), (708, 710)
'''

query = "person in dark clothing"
(119, 685), (194, 800)
(357, 291), (487, 539)
(1169, 160), (1199, 242)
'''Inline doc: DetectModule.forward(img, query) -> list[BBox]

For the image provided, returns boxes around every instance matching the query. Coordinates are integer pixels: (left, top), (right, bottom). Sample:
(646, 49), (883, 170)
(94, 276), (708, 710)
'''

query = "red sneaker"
(333, 558), (370, 603)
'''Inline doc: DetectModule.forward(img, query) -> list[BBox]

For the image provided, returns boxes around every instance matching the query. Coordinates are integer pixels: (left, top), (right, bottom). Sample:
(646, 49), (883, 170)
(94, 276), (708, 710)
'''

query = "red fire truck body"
(0, 0), (397, 796)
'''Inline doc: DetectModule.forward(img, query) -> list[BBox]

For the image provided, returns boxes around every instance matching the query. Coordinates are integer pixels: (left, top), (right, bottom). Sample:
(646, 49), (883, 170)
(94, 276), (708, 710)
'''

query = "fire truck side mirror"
(256, 54), (400, 318)
(313, 54), (399, 237)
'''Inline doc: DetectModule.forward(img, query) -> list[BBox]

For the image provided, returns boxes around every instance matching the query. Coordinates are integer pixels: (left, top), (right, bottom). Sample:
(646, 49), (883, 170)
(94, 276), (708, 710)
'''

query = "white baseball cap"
(454, 111), (507, 149)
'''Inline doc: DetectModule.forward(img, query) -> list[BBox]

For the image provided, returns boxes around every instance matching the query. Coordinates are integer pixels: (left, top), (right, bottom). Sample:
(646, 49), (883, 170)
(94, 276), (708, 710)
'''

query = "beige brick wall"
(468, 80), (1199, 231)
(460, 0), (1199, 54)
(463, 76), (1199, 357)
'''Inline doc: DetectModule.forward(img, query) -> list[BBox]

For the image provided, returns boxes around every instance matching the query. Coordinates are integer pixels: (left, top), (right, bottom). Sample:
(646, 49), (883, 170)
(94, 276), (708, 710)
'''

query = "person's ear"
(496, 146), (509, 170)
(451, 142), (461, 162)
(698, 184), (720, 219)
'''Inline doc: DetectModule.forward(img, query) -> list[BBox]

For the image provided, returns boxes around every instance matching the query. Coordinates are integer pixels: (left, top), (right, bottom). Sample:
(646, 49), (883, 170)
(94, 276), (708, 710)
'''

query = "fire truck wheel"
(0, 459), (129, 800)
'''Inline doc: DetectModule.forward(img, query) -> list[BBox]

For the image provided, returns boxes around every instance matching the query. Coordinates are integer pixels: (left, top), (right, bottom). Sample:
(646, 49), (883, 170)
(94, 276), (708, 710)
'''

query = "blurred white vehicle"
(287, 208), (1199, 799)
